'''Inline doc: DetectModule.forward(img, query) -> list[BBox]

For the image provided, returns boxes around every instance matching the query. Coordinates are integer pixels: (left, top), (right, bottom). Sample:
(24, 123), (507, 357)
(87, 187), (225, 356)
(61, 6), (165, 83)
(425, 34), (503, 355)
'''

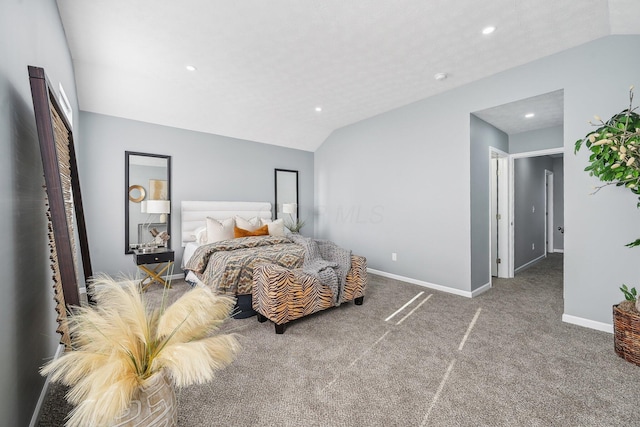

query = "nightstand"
(133, 247), (174, 291)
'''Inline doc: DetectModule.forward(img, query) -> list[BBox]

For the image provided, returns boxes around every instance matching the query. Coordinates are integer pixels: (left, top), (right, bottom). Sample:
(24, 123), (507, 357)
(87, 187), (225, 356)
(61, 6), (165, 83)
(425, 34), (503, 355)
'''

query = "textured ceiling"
(56, 0), (640, 151)
(474, 90), (564, 135)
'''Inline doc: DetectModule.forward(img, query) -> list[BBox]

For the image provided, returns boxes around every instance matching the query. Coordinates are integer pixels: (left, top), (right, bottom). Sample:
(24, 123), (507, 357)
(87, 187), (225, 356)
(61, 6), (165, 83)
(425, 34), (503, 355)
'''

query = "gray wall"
(470, 115), (509, 290)
(514, 156), (555, 270)
(78, 112), (314, 276)
(316, 35), (640, 326)
(510, 125), (563, 154)
(0, 0), (79, 424)
(315, 96), (473, 292)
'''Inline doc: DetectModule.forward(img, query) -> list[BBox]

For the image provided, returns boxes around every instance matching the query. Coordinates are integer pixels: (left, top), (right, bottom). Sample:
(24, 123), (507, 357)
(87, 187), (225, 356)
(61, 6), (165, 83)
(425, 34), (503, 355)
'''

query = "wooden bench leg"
(354, 296), (364, 305)
(256, 313), (285, 334)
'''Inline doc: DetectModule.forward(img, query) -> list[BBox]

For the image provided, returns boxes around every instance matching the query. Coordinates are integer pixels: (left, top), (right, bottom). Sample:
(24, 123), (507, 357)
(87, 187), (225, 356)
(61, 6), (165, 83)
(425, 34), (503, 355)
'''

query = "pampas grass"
(41, 274), (240, 427)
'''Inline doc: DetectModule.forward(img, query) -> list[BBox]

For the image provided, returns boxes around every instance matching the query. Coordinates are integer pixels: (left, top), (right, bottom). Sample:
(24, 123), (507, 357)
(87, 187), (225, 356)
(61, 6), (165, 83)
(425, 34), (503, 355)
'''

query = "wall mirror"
(125, 151), (171, 254)
(274, 168), (299, 225)
(29, 66), (93, 347)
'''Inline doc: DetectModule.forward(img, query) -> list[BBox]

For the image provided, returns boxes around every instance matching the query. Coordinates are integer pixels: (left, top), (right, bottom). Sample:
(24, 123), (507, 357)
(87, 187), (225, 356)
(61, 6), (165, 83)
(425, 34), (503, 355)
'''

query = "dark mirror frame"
(29, 65), (93, 346)
(125, 151), (171, 254)
(274, 168), (299, 220)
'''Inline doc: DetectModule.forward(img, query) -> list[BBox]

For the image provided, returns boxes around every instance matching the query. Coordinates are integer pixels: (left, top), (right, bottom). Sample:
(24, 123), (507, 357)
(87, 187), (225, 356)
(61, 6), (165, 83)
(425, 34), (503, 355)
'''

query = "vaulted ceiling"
(56, 0), (640, 151)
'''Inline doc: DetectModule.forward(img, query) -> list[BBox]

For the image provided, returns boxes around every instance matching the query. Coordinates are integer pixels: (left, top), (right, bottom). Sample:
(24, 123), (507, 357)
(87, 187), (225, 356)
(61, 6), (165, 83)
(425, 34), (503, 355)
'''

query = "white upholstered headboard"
(181, 201), (272, 247)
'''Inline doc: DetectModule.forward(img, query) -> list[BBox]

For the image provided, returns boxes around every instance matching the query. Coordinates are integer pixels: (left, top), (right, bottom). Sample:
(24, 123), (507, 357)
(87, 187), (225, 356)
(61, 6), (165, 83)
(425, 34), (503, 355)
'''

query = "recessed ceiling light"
(525, 113), (535, 118)
(315, 106), (323, 112)
(185, 65), (197, 71)
(482, 26), (496, 35)
(434, 72), (448, 81)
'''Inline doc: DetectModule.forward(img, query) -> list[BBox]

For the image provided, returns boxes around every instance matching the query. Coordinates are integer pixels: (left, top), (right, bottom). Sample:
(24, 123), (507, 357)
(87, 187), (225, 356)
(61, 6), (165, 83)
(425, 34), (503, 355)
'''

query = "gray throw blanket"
(289, 234), (352, 306)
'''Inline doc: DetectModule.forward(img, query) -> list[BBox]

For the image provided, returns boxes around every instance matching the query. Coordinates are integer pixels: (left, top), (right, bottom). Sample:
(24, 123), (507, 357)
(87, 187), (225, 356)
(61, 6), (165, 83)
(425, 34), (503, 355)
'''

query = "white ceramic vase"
(110, 370), (177, 427)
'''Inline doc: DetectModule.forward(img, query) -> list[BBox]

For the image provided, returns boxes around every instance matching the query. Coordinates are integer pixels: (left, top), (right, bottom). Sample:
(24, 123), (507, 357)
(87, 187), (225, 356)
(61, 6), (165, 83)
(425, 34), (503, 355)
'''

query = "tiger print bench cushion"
(252, 255), (366, 334)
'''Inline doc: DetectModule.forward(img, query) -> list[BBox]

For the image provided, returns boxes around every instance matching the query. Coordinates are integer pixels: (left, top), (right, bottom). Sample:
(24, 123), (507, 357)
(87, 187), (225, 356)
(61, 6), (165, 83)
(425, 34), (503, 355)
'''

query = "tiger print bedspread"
(184, 236), (305, 295)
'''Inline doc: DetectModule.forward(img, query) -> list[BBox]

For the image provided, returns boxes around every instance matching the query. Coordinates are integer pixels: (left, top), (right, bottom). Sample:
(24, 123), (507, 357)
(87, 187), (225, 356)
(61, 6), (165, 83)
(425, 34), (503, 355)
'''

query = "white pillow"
(235, 216), (261, 231)
(260, 218), (285, 236)
(193, 226), (207, 245)
(206, 217), (235, 243)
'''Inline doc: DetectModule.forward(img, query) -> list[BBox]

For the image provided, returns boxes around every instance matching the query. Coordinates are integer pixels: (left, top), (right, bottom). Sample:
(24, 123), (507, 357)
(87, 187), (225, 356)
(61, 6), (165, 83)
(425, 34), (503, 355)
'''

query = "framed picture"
(149, 179), (168, 200)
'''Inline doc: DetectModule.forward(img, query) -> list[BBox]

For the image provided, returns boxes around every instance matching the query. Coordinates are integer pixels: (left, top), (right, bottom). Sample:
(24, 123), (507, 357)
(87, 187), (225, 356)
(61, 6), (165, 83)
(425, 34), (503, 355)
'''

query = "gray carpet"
(37, 254), (640, 426)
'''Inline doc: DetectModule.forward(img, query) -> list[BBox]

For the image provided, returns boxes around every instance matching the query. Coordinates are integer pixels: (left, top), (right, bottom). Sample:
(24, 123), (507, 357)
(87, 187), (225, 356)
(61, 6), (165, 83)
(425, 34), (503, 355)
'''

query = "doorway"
(510, 148), (564, 275)
(471, 89), (564, 288)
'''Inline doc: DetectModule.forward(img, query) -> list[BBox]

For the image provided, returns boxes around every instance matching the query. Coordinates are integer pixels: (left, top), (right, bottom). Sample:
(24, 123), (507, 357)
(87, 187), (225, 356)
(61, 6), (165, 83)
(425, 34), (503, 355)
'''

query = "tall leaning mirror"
(125, 152), (171, 254)
(275, 168), (299, 229)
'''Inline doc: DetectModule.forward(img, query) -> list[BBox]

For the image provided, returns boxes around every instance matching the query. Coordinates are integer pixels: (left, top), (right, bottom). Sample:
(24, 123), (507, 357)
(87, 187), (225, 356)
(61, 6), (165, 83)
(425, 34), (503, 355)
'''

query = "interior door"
(491, 158), (499, 277)
(491, 150), (509, 279)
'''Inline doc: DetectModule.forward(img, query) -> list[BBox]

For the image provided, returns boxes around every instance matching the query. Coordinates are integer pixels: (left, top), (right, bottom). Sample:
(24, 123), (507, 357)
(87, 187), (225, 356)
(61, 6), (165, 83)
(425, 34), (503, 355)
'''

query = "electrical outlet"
(532, 243), (535, 250)
(392, 252), (397, 261)
(532, 205), (535, 213)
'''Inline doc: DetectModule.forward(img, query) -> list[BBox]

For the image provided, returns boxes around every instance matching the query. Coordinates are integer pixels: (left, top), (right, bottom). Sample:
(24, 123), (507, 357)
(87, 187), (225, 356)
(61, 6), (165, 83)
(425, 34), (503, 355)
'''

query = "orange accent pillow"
(234, 224), (269, 238)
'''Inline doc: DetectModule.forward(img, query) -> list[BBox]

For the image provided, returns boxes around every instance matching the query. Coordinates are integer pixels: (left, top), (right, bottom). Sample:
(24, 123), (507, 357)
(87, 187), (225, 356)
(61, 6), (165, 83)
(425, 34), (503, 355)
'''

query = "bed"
(181, 200), (275, 271)
(180, 201), (366, 319)
(181, 201), (304, 317)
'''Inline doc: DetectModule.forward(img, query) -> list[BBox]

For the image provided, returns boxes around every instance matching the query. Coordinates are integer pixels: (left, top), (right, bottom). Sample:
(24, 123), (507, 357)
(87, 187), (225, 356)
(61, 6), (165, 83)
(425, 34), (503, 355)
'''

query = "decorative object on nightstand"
(150, 227), (170, 246)
(133, 247), (174, 291)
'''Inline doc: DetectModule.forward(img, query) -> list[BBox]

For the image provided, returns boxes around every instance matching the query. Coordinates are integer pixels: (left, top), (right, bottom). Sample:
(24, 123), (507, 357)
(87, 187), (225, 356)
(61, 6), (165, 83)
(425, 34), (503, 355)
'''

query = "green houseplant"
(575, 86), (640, 366)
(41, 275), (240, 426)
(575, 86), (640, 249)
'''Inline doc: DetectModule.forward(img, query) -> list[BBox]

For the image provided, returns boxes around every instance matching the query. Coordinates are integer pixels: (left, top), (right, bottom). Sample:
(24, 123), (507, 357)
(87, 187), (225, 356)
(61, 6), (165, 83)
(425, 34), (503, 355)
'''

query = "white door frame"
(545, 170), (554, 255)
(491, 156), (498, 277)
(508, 148), (564, 277)
(489, 147), (510, 279)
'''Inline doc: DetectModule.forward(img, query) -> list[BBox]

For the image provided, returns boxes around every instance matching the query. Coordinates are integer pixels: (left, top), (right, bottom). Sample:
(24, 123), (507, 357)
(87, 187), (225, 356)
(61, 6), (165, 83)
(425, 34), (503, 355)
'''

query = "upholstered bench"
(252, 255), (367, 334)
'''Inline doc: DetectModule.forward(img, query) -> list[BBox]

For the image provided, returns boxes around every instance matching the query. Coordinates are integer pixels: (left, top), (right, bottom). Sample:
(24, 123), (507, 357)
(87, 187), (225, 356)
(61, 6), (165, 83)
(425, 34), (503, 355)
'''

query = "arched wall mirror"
(275, 168), (299, 225)
(125, 151), (171, 254)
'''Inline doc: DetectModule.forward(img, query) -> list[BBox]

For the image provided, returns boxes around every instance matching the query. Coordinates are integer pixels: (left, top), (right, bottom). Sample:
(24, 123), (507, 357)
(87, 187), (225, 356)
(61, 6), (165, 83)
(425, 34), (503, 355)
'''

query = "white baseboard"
(562, 314), (613, 333)
(30, 344), (65, 427)
(554, 249), (565, 253)
(471, 282), (492, 297)
(367, 268), (475, 298)
(515, 254), (546, 274)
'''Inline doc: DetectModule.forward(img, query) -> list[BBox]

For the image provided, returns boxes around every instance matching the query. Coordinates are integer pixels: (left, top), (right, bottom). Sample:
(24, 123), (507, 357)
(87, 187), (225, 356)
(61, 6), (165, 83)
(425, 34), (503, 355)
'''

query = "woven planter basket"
(613, 303), (640, 367)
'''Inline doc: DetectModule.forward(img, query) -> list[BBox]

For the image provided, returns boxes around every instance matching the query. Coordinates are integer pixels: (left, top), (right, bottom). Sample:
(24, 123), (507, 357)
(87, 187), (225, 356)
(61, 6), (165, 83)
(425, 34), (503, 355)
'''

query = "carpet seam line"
(385, 291), (424, 322)
(322, 330), (391, 391)
(458, 307), (482, 351)
(396, 294), (432, 325)
(420, 359), (457, 427)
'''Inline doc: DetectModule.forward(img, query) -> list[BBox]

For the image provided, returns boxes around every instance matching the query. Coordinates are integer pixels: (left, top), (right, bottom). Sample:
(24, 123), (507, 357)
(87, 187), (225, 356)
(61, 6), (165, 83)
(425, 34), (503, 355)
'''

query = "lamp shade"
(282, 203), (297, 214)
(145, 200), (171, 214)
